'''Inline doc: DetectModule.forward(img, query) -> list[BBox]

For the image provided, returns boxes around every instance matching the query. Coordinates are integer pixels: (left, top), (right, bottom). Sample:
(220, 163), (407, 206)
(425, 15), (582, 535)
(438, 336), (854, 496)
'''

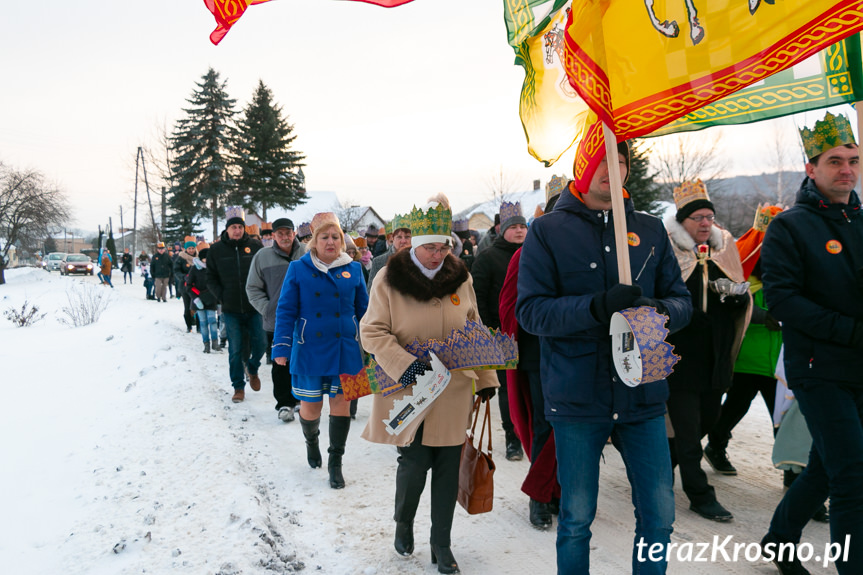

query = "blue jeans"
(222, 311), (265, 389)
(552, 415), (674, 575)
(196, 309), (218, 344)
(768, 380), (863, 574)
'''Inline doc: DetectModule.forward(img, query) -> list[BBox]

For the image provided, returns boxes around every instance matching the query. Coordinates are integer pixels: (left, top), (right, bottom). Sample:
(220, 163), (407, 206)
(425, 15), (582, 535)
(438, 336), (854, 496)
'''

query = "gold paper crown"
(261, 221), (273, 232)
(500, 201), (523, 223)
(310, 212), (340, 233)
(183, 235), (196, 245)
(799, 112), (857, 160)
(673, 179), (710, 211)
(753, 204), (783, 232)
(196, 241), (210, 251)
(245, 224), (260, 236)
(297, 222), (312, 237)
(410, 203), (452, 237)
(546, 175), (567, 202)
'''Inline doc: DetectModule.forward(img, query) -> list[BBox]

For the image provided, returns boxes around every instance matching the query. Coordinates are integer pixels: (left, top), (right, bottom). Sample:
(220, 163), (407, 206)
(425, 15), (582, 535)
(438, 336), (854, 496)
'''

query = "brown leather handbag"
(457, 396), (496, 514)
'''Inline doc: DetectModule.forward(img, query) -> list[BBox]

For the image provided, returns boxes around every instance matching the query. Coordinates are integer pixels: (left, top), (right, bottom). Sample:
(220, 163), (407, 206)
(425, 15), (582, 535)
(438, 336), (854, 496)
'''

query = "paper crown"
(261, 221), (273, 232)
(611, 307), (680, 386)
(353, 236), (367, 248)
(410, 203), (452, 240)
(737, 204), (784, 278)
(245, 224), (260, 236)
(500, 201), (523, 223)
(390, 213), (411, 232)
(195, 235), (205, 244)
(297, 222), (312, 237)
(196, 241), (210, 251)
(753, 203), (783, 232)
(310, 212), (341, 233)
(546, 175), (568, 202)
(225, 206), (244, 222)
(673, 179), (710, 211)
(452, 218), (469, 233)
(799, 112), (857, 160)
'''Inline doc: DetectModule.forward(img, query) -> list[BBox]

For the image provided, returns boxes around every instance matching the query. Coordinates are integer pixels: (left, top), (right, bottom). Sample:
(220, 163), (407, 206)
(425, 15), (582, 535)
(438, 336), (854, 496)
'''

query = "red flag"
(204, 0), (417, 45)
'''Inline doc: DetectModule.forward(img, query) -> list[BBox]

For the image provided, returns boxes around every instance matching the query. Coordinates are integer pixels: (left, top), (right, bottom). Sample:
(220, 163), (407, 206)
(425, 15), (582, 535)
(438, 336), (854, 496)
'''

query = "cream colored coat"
(360, 267), (499, 447)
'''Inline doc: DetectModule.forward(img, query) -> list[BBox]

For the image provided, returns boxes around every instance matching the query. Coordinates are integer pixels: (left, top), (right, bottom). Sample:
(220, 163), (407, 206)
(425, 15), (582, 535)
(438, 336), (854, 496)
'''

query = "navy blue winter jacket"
(516, 189), (692, 423)
(762, 177), (863, 388)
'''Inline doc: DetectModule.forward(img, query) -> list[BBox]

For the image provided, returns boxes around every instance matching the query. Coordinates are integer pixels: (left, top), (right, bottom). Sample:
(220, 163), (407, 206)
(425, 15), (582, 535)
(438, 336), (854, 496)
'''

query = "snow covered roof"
(254, 191), (342, 226)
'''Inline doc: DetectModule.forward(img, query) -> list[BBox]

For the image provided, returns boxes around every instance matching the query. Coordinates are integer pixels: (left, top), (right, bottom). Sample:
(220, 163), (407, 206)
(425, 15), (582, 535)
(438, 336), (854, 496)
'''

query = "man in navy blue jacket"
(516, 141), (692, 575)
(760, 112), (863, 575)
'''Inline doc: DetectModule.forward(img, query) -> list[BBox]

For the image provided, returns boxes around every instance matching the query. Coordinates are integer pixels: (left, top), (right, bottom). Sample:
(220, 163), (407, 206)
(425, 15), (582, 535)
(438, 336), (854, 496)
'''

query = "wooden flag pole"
(857, 101), (863, 191)
(602, 122), (631, 285)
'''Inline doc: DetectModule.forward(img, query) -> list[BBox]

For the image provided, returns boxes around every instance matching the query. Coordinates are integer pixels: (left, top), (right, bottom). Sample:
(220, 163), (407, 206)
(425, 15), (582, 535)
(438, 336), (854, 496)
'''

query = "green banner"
(648, 34), (862, 137)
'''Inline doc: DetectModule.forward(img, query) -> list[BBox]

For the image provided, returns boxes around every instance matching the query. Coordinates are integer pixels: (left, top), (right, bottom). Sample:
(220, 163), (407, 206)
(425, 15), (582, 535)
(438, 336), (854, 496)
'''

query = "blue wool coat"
(516, 189), (692, 423)
(272, 252), (368, 377)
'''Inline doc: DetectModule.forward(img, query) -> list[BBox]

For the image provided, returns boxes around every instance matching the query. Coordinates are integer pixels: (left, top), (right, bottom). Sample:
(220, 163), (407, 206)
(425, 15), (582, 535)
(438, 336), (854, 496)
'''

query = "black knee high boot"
(328, 415), (351, 489)
(299, 416), (322, 469)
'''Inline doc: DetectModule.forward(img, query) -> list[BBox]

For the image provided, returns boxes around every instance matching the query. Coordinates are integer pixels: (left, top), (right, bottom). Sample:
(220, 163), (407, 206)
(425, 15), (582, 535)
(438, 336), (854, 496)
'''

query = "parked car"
(61, 254), (94, 275)
(44, 252), (67, 272)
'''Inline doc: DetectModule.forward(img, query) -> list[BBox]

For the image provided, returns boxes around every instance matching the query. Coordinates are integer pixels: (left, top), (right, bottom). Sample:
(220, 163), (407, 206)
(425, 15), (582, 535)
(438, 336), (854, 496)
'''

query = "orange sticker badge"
(342, 271), (351, 279)
(450, 294), (460, 305)
(826, 240), (843, 254)
(244, 247), (251, 253)
(627, 232), (641, 247)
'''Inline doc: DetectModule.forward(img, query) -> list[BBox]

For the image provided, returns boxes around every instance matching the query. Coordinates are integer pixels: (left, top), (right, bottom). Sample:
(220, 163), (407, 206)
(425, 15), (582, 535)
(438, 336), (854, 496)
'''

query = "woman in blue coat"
(273, 212), (369, 489)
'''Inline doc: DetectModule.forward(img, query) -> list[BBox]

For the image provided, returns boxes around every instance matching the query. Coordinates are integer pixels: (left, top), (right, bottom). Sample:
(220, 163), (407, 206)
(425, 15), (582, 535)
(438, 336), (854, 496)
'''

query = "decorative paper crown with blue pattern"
(800, 112), (857, 160)
(452, 218), (469, 233)
(410, 203), (452, 238)
(297, 222), (312, 237)
(499, 201), (522, 223)
(225, 206), (244, 222)
(546, 176), (567, 202)
(618, 307), (679, 384)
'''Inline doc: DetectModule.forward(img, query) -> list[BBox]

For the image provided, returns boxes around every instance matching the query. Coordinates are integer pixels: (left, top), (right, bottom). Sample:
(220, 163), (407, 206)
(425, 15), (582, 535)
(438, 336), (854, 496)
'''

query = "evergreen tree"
(233, 80), (306, 222)
(169, 68), (239, 241)
(626, 139), (665, 216)
(162, 211), (203, 244)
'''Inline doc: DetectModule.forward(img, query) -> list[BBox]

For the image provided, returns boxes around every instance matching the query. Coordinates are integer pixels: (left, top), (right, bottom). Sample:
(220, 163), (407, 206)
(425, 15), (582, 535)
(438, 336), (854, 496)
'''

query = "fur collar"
(665, 216), (725, 252)
(385, 249), (469, 301)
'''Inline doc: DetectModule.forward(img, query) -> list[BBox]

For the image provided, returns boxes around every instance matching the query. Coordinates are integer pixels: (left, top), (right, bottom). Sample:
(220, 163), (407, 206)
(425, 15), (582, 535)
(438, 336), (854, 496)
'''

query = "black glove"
(399, 360), (431, 388)
(476, 387), (496, 401)
(633, 296), (668, 317)
(590, 284), (643, 324)
(764, 312), (781, 332)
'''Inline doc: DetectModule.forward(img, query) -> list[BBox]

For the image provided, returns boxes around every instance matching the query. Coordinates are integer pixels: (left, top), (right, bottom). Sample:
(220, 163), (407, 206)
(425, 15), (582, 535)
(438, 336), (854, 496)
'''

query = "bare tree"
(331, 198), (366, 234)
(0, 162), (72, 284)
(485, 165), (523, 203)
(652, 130), (728, 199)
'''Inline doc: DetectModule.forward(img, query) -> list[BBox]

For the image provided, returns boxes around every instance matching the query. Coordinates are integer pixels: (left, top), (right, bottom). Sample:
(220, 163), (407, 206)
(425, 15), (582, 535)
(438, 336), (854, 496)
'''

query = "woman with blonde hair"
(273, 212), (368, 489)
(361, 194), (498, 573)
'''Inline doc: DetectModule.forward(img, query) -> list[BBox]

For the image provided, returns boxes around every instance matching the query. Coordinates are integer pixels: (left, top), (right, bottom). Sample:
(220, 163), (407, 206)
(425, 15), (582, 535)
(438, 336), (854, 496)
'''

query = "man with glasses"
(664, 180), (751, 523)
(151, 242), (174, 302)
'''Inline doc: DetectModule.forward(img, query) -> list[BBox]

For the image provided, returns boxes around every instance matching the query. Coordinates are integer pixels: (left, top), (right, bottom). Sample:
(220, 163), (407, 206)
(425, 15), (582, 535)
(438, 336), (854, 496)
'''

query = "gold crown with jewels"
(800, 112), (856, 161)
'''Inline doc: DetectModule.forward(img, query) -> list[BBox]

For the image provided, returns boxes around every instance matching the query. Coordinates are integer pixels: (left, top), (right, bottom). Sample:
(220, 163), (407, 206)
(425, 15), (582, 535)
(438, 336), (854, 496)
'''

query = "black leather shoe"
(689, 499), (734, 522)
(703, 444), (737, 475)
(529, 499), (553, 529)
(394, 521), (414, 556)
(760, 533), (811, 575)
(430, 544), (459, 574)
(505, 440), (524, 461)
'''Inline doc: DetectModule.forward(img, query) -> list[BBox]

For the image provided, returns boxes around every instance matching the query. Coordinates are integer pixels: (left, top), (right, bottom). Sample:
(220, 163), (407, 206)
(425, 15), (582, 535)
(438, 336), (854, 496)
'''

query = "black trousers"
(708, 372), (777, 450)
(496, 370), (517, 440)
(182, 292), (195, 330)
(394, 423), (462, 547)
(266, 331), (297, 410)
(667, 387), (724, 506)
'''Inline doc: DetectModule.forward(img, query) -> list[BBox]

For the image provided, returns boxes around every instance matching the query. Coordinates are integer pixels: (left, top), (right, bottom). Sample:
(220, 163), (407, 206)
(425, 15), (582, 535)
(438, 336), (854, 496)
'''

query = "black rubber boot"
(328, 415), (351, 489)
(203, 341), (211, 354)
(299, 416), (322, 469)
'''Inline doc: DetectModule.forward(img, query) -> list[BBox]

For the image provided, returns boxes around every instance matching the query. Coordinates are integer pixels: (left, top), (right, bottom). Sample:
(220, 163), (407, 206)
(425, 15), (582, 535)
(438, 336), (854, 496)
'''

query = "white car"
(44, 252), (67, 272)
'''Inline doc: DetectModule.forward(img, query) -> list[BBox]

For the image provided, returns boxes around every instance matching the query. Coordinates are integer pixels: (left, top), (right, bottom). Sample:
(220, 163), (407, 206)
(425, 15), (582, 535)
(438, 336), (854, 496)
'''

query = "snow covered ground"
(0, 268), (835, 574)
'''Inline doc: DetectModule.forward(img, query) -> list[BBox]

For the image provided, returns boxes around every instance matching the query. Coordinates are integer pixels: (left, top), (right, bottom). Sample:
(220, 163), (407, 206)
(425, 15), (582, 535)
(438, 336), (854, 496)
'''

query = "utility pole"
(120, 205), (125, 253)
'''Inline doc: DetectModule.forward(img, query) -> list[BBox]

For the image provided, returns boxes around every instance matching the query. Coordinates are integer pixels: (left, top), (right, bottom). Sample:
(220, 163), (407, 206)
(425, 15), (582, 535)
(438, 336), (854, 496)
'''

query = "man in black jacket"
(207, 208), (265, 403)
(760, 112), (863, 575)
(472, 201), (528, 461)
(150, 242), (173, 302)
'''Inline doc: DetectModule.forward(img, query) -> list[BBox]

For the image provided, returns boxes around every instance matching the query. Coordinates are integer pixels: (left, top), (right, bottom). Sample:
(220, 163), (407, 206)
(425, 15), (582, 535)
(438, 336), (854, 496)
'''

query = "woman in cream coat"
(360, 196), (498, 574)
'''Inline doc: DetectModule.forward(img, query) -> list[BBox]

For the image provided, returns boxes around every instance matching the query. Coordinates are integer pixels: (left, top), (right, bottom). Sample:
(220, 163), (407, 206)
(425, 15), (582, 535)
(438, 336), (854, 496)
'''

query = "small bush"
(4, 301), (47, 327)
(59, 283), (111, 327)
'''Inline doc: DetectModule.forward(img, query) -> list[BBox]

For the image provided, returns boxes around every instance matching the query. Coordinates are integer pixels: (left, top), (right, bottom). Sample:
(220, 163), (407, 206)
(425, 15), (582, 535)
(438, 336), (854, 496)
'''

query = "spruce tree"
(169, 68), (239, 241)
(626, 139), (665, 216)
(233, 80), (306, 222)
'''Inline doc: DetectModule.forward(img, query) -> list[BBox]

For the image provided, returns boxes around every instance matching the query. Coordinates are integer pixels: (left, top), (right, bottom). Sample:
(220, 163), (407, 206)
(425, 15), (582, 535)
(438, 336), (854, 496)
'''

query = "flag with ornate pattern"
(559, 0), (863, 188)
(205, 0), (416, 45)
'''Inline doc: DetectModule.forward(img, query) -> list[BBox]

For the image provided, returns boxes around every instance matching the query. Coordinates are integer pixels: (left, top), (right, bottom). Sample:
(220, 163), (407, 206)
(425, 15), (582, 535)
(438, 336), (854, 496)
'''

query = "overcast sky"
(1, 1), (854, 236)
